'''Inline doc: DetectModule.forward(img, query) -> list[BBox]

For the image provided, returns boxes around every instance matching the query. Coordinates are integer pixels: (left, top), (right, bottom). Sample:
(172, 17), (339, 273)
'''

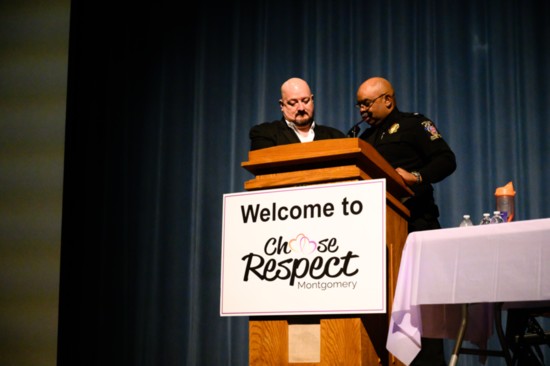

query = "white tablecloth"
(386, 218), (550, 365)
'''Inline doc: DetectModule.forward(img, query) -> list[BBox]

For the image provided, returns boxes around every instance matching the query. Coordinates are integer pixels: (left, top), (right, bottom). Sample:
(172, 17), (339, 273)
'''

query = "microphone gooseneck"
(346, 120), (366, 137)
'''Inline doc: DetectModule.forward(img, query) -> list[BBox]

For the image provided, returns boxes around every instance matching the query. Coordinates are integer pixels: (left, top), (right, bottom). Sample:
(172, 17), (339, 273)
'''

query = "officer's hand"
(396, 167), (421, 186)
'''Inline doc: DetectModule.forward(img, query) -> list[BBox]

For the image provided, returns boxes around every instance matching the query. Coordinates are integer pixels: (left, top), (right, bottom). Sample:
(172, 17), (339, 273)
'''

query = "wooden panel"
(320, 318), (378, 365)
(250, 316), (384, 366)
(250, 319), (288, 366)
(244, 139), (360, 167)
(385, 205), (409, 366)
(244, 165), (370, 191)
(242, 138), (413, 200)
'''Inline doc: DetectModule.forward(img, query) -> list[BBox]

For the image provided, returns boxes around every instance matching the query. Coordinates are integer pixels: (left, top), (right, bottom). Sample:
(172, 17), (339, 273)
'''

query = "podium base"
(249, 315), (403, 365)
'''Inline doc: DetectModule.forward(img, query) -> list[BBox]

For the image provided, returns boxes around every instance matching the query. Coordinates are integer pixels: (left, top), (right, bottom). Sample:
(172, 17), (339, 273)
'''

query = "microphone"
(346, 119), (366, 137)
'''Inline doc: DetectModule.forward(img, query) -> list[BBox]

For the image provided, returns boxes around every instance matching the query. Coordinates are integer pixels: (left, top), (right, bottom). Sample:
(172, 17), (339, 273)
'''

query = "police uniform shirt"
(359, 108), (456, 221)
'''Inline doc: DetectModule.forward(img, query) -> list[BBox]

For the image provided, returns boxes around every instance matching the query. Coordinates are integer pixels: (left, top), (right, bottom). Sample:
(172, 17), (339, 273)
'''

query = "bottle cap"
(495, 181), (515, 196)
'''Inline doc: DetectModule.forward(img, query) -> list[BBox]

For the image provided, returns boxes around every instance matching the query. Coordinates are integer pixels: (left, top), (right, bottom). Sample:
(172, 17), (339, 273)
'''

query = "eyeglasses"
(355, 93), (387, 109)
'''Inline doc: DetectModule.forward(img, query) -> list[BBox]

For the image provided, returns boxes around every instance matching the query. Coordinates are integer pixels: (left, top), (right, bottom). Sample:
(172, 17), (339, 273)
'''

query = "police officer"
(356, 76), (457, 365)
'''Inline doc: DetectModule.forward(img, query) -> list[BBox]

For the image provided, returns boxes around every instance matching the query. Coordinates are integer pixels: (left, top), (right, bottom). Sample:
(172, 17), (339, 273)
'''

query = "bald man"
(249, 78), (344, 150)
(355, 77), (456, 366)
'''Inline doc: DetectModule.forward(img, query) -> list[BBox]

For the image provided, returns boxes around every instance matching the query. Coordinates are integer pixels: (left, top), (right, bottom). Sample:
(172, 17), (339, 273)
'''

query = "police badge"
(388, 123), (400, 134)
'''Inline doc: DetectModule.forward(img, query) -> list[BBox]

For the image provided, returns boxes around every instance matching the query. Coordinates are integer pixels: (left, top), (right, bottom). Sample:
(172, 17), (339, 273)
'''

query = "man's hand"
(396, 167), (421, 187)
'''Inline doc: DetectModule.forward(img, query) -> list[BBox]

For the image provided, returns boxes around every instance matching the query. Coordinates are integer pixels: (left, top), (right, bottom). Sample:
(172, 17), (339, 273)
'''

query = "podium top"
(242, 138), (413, 199)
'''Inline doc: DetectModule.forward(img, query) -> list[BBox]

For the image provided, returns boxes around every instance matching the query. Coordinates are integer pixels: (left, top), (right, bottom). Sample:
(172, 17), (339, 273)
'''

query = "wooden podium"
(241, 138), (412, 366)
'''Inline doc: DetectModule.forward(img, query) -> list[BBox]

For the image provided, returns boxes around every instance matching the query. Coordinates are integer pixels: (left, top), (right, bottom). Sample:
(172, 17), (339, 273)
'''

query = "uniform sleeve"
(412, 119), (456, 184)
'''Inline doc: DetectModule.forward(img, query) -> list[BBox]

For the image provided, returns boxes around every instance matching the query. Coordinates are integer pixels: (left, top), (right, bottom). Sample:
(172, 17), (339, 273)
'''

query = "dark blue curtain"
(58, 1), (550, 365)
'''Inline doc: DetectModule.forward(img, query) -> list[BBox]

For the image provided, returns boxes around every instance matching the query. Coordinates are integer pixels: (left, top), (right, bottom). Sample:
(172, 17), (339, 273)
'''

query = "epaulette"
(403, 112), (428, 120)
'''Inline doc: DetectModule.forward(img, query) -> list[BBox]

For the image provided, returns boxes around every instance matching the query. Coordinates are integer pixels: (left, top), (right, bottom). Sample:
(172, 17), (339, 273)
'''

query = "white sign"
(220, 179), (386, 316)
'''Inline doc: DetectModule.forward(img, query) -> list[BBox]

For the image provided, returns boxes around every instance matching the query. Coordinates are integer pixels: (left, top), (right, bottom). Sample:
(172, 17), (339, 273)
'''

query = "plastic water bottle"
(459, 214), (474, 227)
(479, 213), (491, 225)
(490, 211), (504, 224)
(495, 181), (515, 222)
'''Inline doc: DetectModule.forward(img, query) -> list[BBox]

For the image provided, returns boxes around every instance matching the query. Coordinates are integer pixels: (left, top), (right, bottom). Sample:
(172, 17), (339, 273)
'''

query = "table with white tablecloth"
(386, 218), (550, 365)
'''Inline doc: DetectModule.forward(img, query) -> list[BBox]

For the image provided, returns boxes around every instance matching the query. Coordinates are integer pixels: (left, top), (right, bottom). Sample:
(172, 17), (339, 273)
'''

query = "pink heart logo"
(289, 233), (317, 254)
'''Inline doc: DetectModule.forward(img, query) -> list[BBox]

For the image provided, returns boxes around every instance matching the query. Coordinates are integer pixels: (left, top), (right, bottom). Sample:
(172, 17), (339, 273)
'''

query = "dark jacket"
(249, 119), (345, 151)
(359, 108), (456, 228)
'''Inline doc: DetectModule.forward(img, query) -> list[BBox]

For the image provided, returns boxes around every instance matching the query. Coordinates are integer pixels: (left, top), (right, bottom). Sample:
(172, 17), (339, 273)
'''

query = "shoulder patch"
(421, 120), (442, 140)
